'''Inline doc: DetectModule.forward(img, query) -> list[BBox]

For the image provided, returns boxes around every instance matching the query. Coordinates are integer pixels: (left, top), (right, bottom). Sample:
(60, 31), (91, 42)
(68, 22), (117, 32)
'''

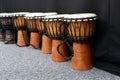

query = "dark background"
(0, 0), (120, 76)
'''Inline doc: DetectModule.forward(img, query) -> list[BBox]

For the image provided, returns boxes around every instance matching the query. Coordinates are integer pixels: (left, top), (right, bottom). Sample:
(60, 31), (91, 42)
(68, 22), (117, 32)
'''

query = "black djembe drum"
(12, 12), (29, 47)
(43, 14), (71, 62)
(0, 13), (16, 44)
(25, 13), (43, 49)
(0, 13), (6, 41)
(35, 12), (57, 54)
(63, 13), (97, 70)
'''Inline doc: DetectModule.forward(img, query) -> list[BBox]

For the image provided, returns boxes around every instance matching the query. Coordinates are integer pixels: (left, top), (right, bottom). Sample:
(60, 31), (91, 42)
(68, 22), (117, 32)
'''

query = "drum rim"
(0, 13), (13, 17)
(43, 14), (70, 21)
(63, 13), (97, 22)
(11, 12), (30, 17)
(63, 17), (97, 22)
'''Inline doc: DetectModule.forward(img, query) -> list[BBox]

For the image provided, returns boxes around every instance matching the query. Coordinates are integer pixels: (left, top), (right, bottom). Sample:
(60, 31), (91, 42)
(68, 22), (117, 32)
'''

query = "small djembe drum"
(0, 13), (6, 41)
(25, 13), (43, 49)
(12, 12), (29, 46)
(43, 14), (70, 62)
(64, 13), (97, 70)
(35, 12), (57, 54)
(0, 13), (15, 43)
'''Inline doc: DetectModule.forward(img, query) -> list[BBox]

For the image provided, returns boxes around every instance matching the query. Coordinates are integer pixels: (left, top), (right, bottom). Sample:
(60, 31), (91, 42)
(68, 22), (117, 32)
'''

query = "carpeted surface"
(0, 42), (120, 80)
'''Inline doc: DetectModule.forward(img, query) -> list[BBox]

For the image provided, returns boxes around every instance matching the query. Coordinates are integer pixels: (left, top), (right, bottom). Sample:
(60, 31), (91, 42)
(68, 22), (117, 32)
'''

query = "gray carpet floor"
(0, 42), (120, 80)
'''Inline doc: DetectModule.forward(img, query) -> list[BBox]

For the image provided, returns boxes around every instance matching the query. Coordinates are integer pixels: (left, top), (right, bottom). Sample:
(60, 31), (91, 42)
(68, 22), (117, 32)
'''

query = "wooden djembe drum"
(64, 13), (97, 70)
(12, 12), (29, 47)
(35, 12), (57, 54)
(43, 14), (70, 62)
(0, 13), (6, 41)
(25, 13), (43, 49)
(0, 13), (15, 44)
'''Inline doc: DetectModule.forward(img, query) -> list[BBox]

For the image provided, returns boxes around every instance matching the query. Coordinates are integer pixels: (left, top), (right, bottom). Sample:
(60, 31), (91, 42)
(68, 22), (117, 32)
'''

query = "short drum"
(0, 13), (15, 43)
(24, 13), (43, 48)
(34, 12), (58, 54)
(12, 12), (29, 46)
(43, 14), (70, 62)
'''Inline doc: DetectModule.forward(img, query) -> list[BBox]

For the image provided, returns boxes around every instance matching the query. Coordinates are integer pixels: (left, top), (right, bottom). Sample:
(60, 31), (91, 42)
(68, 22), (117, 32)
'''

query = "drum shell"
(35, 19), (44, 34)
(13, 16), (26, 30)
(0, 17), (13, 30)
(44, 21), (65, 39)
(26, 19), (38, 32)
(67, 21), (95, 43)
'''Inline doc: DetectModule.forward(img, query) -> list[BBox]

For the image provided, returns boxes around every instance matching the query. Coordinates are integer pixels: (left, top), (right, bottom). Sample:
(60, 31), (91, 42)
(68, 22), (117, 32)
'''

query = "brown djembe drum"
(12, 12), (29, 47)
(0, 13), (15, 44)
(35, 12), (57, 54)
(43, 14), (70, 62)
(25, 13), (43, 49)
(64, 13), (97, 70)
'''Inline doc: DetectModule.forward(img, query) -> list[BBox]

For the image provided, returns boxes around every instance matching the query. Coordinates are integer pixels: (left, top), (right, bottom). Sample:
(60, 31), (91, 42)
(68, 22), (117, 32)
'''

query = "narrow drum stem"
(17, 30), (29, 46)
(52, 40), (69, 62)
(42, 35), (52, 54)
(30, 32), (41, 49)
(71, 43), (93, 70)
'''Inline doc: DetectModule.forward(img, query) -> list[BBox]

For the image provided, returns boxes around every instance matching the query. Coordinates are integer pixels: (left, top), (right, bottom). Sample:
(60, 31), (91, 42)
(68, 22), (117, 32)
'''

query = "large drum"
(35, 12), (57, 54)
(25, 13), (43, 49)
(0, 13), (15, 43)
(43, 14), (70, 62)
(12, 12), (29, 46)
(64, 13), (97, 70)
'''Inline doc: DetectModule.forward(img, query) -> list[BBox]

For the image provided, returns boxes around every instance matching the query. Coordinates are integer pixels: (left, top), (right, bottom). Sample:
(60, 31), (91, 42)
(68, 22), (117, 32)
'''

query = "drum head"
(12, 12), (30, 17)
(64, 13), (97, 22)
(0, 13), (13, 17)
(43, 14), (69, 21)
(65, 13), (97, 43)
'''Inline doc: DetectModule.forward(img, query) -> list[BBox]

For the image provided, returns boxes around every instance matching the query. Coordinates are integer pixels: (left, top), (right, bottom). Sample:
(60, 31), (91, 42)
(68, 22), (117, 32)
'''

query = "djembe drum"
(0, 13), (6, 41)
(43, 14), (70, 62)
(12, 12), (29, 46)
(0, 13), (15, 43)
(35, 12), (57, 54)
(63, 13), (97, 70)
(25, 13), (43, 49)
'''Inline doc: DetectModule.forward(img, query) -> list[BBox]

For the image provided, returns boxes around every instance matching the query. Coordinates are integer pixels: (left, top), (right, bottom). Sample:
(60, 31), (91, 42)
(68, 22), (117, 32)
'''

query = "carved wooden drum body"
(35, 12), (58, 54)
(12, 12), (29, 46)
(64, 13), (97, 70)
(43, 14), (70, 62)
(25, 13), (43, 49)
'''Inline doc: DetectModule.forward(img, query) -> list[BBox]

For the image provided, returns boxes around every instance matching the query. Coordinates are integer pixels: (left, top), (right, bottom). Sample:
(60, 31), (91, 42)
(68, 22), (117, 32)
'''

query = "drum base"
(42, 35), (52, 54)
(52, 40), (69, 62)
(30, 32), (41, 49)
(0, 29), (4, 41)
(71, 43), (93, 70)
(17, 30), (29, 47)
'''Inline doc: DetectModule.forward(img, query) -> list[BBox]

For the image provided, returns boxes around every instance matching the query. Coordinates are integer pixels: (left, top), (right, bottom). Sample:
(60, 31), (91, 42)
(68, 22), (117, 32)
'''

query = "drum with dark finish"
(0, 13), (15, 44)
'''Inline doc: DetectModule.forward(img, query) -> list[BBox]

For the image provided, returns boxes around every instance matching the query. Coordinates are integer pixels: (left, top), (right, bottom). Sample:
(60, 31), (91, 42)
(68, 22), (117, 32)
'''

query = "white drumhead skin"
(64, 13), (97, 22)
(11, 12), (30, 16)
(65, 13), (97, 18)
(43, 14), (70, 21)
(0, 13), (13, 17)
(34, 12), (58, 19)
(43, 12), (57, 15)
(24, 13), (44, 19)
(44, 14), (69, 18)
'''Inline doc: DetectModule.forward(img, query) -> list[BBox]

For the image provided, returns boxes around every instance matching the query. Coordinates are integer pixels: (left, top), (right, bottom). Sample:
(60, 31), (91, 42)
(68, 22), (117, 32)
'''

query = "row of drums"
(0, 12), (97, 70)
